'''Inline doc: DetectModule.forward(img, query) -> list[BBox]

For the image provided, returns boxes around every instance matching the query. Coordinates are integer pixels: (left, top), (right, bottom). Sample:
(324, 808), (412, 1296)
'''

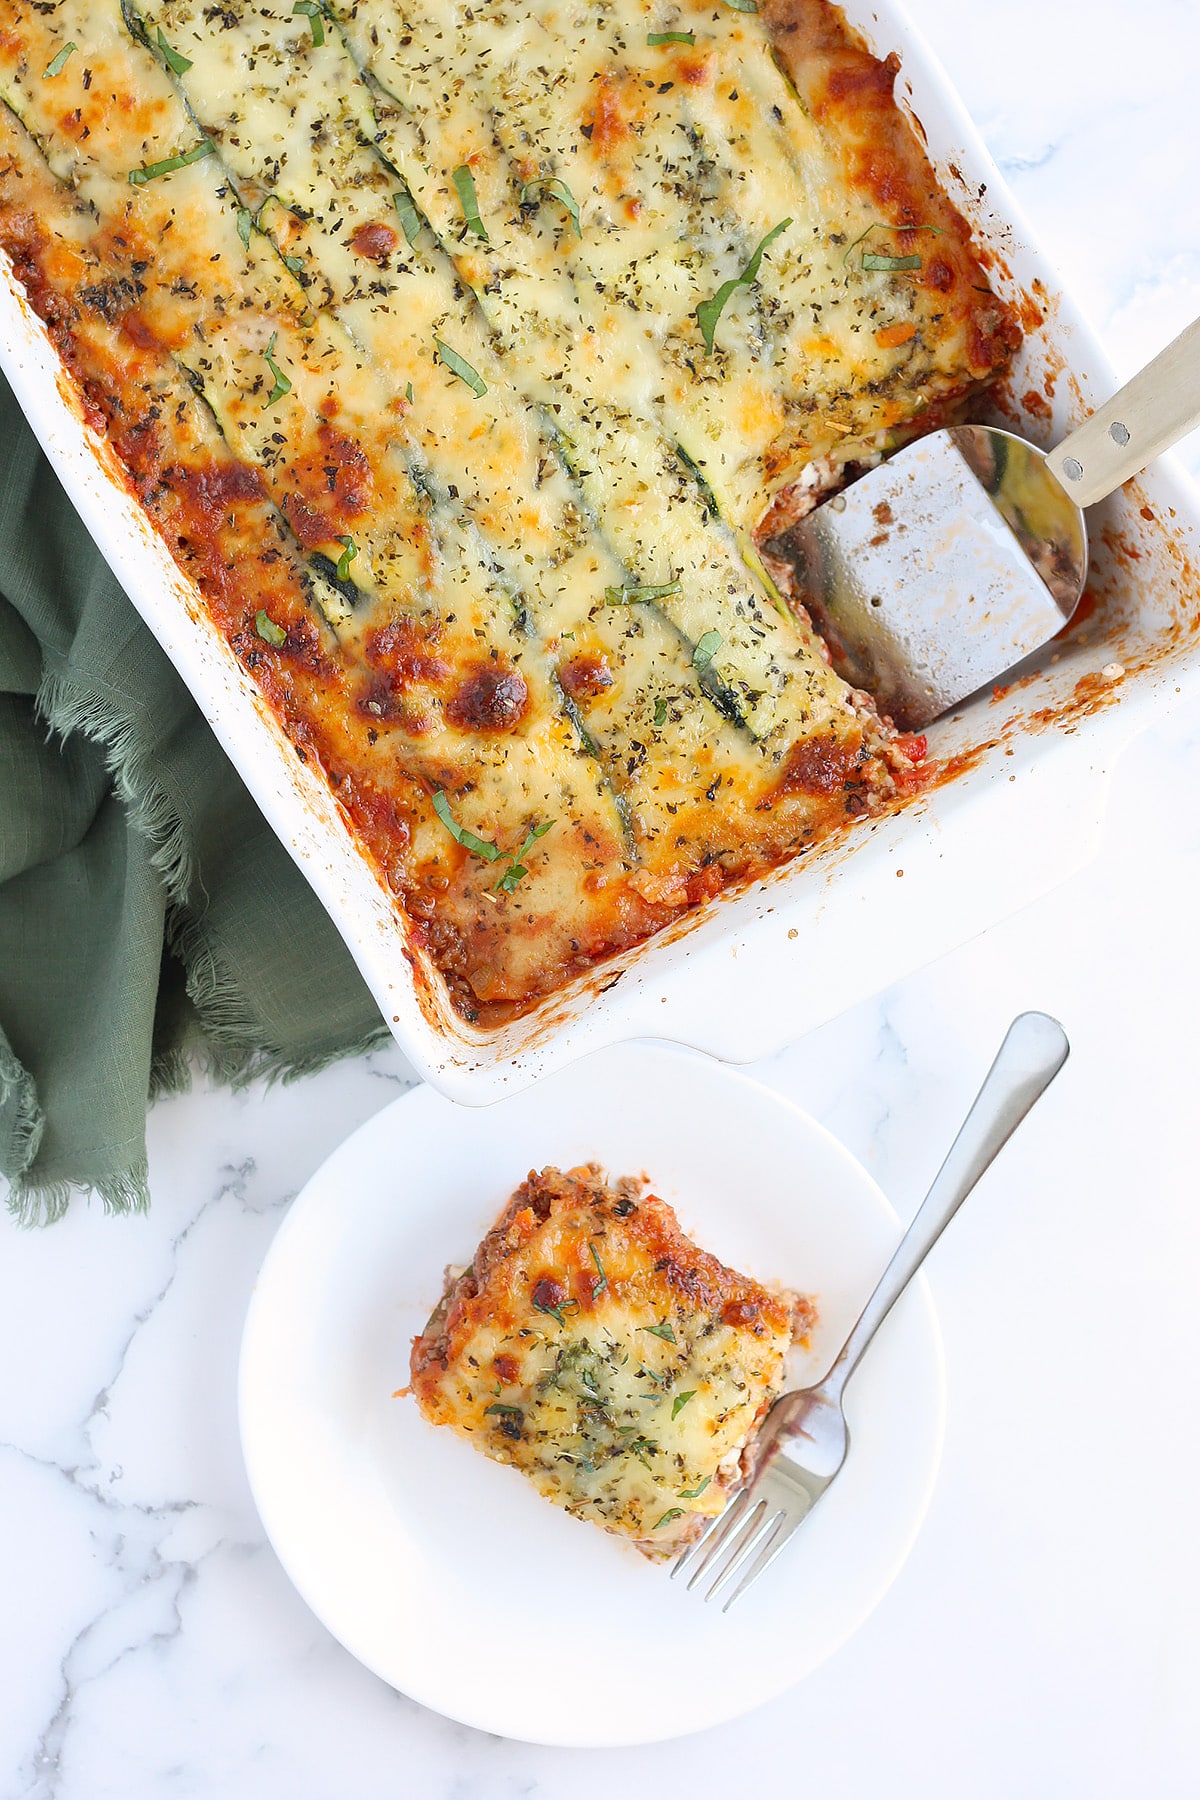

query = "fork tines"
(670, 1487), (800, 1612)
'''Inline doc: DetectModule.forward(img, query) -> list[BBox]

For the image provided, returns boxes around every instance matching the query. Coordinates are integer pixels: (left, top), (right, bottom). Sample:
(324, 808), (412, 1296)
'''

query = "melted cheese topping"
(409, 1165), (803, 1553)
(0, 0), (1017, 1020)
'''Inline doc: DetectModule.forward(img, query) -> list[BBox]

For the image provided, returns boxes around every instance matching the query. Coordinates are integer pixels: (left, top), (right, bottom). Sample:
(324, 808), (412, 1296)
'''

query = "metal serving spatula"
(770, 315), (1200, 729)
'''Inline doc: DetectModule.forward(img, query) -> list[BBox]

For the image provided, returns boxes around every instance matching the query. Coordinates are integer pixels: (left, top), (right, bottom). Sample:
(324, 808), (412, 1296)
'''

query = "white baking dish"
(3, 0), (1197, 1102)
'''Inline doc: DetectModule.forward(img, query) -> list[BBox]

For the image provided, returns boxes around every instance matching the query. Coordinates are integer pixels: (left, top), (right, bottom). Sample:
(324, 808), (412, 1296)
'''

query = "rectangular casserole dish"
(2, 0), (1197, 1101)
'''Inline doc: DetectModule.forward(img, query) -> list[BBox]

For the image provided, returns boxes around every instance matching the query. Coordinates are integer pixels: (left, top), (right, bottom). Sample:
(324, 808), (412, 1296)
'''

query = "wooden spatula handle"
(1046, 314), (1200, 508)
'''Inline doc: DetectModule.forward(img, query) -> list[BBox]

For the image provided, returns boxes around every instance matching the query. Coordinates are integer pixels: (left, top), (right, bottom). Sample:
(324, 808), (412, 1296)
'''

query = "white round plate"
(239, 1042), (944, 1747)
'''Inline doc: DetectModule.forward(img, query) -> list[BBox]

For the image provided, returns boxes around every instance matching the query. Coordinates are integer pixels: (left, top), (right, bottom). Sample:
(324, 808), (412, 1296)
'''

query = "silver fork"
(672, 1010), (1070, 1611)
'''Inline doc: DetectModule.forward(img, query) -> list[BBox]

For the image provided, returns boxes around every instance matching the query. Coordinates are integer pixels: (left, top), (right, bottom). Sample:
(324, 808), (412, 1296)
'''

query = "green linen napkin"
(0, 370), (388, 1223)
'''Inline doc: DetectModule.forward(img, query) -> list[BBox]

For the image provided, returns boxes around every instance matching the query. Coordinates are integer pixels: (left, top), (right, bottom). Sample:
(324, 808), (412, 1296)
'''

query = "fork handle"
(816, 1012), (1070, 1406)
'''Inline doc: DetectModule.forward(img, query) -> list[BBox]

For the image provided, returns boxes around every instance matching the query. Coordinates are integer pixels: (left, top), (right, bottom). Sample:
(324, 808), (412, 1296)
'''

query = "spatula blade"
(770, 426), (1087, 730)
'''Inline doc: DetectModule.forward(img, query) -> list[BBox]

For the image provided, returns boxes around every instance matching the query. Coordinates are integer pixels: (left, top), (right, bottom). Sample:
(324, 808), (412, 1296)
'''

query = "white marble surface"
(4, 1), (1200, 1793)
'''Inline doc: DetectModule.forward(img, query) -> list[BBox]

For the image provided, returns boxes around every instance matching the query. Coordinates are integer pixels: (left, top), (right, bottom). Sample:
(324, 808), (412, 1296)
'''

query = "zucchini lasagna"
(409, 1164), (813, 1555)
(0, 0), (1019, 1023)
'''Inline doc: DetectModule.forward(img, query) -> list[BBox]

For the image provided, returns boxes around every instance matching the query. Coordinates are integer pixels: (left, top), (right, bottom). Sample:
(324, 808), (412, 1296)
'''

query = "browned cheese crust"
(0, 0), (1019, 1023)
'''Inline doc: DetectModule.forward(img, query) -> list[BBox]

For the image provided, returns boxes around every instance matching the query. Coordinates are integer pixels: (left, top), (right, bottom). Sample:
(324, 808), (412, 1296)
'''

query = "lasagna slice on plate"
(409, 1165), (813, 1557)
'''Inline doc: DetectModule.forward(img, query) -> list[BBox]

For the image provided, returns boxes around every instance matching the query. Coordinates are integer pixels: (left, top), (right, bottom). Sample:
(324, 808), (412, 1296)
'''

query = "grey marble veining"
(3, 2), (1200, 1794)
